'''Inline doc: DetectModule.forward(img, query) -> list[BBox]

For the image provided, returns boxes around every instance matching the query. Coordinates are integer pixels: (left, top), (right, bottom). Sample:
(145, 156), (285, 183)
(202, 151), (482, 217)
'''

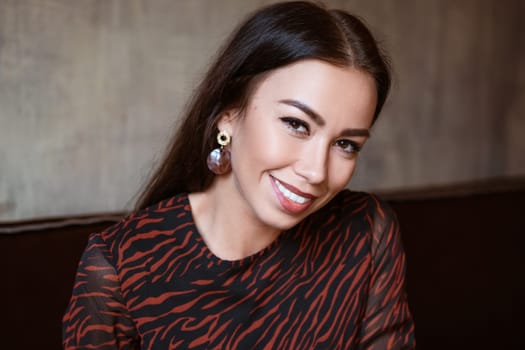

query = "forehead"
(248, 59), (377, 127)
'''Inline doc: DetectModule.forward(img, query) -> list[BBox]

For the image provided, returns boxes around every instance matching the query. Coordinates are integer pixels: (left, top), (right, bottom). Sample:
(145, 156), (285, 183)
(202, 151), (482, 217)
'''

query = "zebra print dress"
(63, 191), (415, 349)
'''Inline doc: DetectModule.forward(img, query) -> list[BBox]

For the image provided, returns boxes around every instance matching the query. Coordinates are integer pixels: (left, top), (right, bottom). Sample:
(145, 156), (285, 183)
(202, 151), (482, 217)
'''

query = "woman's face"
(218, 59), (377, 231)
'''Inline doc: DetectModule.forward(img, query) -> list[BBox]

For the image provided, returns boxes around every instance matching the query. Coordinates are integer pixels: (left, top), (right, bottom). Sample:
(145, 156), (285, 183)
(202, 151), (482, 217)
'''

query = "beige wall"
(1, 0), (524, 220)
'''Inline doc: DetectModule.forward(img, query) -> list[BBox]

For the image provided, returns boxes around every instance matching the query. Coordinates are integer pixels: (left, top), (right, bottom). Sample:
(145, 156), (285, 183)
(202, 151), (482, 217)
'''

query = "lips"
(270, 175), (316, 214)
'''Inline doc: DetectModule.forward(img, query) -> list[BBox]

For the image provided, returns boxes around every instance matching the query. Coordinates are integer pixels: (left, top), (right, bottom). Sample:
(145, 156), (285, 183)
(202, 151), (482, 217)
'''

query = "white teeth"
(274, 179), (310, 204)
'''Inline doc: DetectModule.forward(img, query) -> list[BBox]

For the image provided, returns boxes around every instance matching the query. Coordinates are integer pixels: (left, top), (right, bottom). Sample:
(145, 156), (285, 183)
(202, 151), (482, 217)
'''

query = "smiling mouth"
(273, 178), (312, 204)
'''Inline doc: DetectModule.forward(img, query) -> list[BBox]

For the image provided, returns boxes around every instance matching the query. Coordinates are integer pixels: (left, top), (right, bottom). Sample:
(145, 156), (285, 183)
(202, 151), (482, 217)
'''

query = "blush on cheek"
(248, 129), (290, 164)
(330, 163), (357, 189)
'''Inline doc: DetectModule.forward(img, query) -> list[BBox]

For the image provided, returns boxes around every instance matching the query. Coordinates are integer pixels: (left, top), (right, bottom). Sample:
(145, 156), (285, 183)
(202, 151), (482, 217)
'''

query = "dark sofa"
(3, 178), (524, 349)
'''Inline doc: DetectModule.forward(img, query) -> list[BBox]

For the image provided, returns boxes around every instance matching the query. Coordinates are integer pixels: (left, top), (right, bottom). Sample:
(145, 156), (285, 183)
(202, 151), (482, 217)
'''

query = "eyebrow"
(278, 99), (370, 137)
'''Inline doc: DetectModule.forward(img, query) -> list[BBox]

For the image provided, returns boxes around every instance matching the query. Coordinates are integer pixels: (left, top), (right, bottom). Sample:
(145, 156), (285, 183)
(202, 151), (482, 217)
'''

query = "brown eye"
(289, 120), (302, 129)
(280, 117), (310, 136)
(335, 139), (361, 154)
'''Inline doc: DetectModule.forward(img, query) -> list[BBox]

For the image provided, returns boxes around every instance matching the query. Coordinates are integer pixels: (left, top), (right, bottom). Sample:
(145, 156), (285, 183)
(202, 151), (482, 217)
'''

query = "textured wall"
(1, 0), (524, 220)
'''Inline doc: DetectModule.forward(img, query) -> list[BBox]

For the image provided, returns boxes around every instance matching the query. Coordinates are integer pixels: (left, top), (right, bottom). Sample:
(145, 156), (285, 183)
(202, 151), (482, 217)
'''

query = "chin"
(263, 210), (310, 232)
(256, 193), (331, 231)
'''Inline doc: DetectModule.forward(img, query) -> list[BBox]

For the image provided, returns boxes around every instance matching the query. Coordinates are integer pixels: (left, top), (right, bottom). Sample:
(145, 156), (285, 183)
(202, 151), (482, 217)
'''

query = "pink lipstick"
(270, 176), (315, 214)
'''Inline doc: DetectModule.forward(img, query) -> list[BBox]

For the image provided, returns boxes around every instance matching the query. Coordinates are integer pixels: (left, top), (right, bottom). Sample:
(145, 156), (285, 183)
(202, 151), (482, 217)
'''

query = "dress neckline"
(179, 193), (289, 268)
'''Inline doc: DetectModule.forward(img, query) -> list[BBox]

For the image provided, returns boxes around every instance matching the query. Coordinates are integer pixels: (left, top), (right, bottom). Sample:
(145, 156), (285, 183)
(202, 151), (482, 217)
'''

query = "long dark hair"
(136, 1), (391, 210)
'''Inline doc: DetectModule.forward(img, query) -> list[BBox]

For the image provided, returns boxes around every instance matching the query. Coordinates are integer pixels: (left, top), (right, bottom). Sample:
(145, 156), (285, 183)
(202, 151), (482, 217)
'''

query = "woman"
(63, 1), (415, 349)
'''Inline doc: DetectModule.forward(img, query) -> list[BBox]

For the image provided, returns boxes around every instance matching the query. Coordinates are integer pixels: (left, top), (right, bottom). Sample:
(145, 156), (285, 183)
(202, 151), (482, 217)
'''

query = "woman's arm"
(63, 233), (139, 349)
(358, 197), (416, 349)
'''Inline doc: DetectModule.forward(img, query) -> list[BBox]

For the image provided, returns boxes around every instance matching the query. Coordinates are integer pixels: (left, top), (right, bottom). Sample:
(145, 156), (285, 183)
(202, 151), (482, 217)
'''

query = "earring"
(207, 130), (231, 175)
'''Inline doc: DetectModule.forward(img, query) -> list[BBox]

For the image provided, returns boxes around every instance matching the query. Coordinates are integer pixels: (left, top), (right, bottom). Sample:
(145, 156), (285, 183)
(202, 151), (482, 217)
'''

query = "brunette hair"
(136, 1), (391, 209)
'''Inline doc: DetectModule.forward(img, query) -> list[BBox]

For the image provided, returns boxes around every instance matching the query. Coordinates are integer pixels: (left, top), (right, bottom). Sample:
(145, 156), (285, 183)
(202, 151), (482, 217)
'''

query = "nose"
(293, 142), (328, 184)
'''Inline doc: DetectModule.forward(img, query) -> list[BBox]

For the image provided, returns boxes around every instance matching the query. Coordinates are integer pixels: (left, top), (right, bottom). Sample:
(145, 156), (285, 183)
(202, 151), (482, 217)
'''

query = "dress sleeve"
(62, 233), (139, 349)
(358, 198), (416, 349)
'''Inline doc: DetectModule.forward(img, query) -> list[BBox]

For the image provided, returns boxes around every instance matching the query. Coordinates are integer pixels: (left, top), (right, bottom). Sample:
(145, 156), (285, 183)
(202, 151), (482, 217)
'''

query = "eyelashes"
(335, 139), (362, 153)
(280, 117), (309, 135)
(279, 117), (362, 155)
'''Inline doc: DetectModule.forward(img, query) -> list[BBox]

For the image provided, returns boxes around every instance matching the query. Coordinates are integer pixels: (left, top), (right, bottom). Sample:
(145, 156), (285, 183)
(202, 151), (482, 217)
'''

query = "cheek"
(327, 158), (358, 190)
(232, 118), (295, 170)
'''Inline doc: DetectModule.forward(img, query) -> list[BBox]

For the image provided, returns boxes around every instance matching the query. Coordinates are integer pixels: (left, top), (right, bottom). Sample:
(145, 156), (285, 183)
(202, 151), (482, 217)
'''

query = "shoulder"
(332, 190), (402, 258)
(319, 189), (396, 225)
(308, 190), (399, 252)
(292, 190), (399, 270)
(95, 193), (192, 263)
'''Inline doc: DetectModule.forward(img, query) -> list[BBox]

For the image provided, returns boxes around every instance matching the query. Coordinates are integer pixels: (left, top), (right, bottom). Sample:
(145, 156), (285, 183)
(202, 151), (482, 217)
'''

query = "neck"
(189, 175), (281, 261)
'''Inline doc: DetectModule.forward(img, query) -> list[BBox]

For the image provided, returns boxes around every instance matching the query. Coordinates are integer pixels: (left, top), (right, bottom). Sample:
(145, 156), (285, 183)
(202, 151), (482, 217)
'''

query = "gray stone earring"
(207, 130), (231, 174)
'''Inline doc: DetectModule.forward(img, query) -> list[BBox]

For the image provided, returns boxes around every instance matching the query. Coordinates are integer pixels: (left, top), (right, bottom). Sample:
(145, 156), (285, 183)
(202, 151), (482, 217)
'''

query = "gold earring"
(207, 130), (231, 175)
(217, 130), (231, 147)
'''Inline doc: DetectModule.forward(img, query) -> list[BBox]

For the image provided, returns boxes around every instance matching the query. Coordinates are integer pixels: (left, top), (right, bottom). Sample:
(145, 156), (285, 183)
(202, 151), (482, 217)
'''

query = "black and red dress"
(63, 191), (415, 349)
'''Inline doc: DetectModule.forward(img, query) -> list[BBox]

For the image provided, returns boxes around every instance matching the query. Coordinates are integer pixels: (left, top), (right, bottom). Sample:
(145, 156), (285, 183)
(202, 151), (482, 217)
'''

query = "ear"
(217, 108), (240, 134)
